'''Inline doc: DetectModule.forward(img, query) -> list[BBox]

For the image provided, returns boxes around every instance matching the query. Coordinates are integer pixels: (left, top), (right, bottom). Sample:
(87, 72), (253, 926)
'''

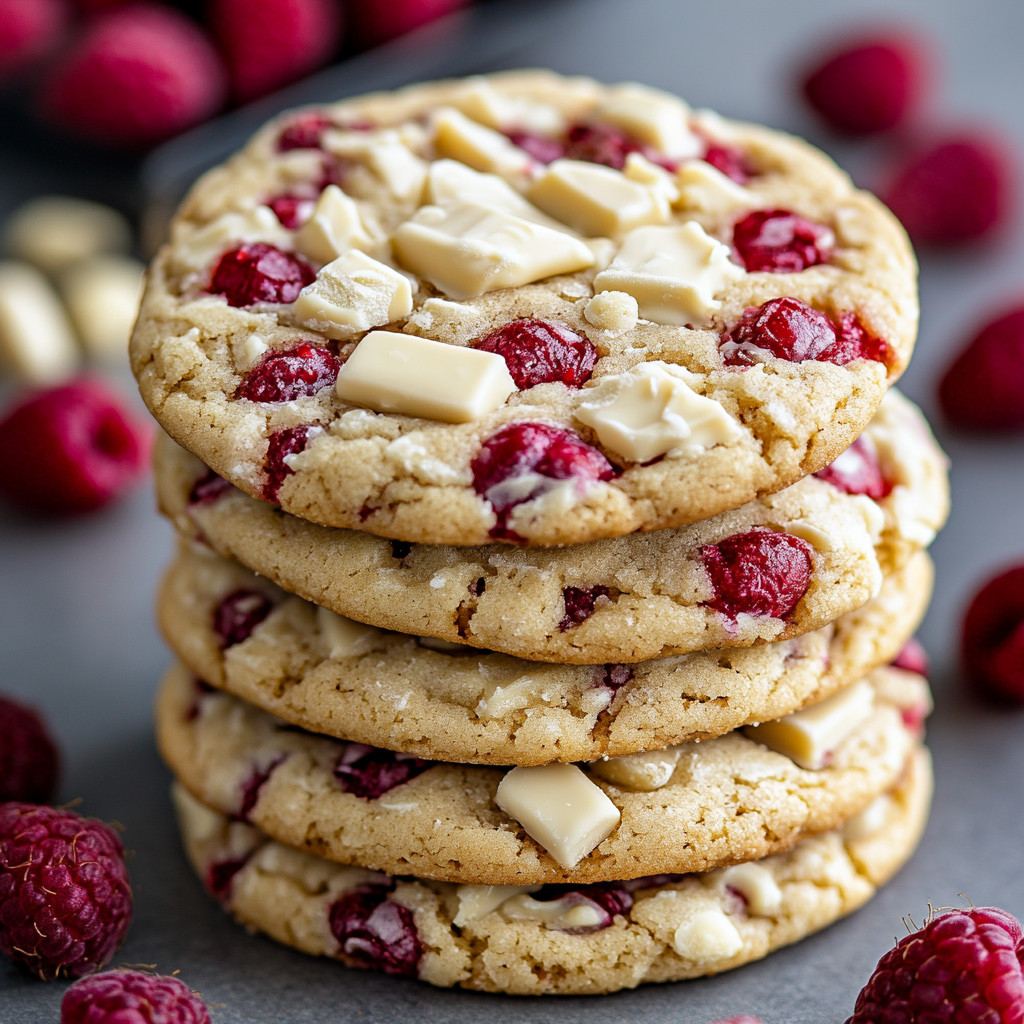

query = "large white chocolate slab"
(589, 746), (682, 791)
(432, 107), (534, 182)
(170, 207), (293, 275)
(676, 160), (758, 218)
(0, 261), (79, 383)
(334, 331), (516, 423)
(295, 186), (372, 264)
(596, 83), (701, 159)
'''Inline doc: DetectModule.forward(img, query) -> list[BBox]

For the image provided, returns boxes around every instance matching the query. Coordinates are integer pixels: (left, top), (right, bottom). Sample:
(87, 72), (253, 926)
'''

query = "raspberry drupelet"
(61, 969), (211, 1024)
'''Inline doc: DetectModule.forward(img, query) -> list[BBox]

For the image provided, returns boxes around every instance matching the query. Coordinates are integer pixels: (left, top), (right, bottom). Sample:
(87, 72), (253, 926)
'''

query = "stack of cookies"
(131, 71), (949, 995)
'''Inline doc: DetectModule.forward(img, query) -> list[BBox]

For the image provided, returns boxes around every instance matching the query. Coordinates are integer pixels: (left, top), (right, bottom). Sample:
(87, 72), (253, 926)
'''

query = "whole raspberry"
(334, 744), (436, 800)
(474, 318), (598, 390)
(732, 209), (833, 273)
(62, 969), (210, 1024)
(962, 565), (1024, 704)
(0, 694), (60, 804)
(0, 379), (150, 515)
(329, 885), (421, 976)
(0, 0), (67, 80)
(802, 37), (924, 135)
(939, 307), (1024, 431)
(884, 137), (1009, 245)
(846, 906), (1024, 1024)
(209, 0), (341, 104)
(351, 0), (469, 49)
(213, 589), (273, 649)
(236, 342), (340, 403)
(815, 436), (892, 499)
(0, 803), (133, 979)
(40, 2), (226, 148)
(263, 423), (320, 501)
(209, 243), (314, 307)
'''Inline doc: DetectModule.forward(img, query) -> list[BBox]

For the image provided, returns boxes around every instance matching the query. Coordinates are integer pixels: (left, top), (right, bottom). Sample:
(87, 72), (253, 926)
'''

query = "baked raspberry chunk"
(846, 907), (1024, 1024)
(277, 112), (333, 152)
(474, 318), (598, 390)
(505, 130), (564, 165)
(702, 144), (754, 184)
(263, 424), (321, 501)
(564, 123), (643, 170)
(892, 638), (929, 676)
(238, 756), (286, 821)
(213, 589), (273, 649)
(0, 803), (133, 979)
(702, 529), (814, 620)
(732, 209), (833, 272)
(62, 969), (210, 1024)
(815, 436), (892, 500)
(329, 885), (421, 976)
(205, 857), (251, 903)
(526, 882), (633, 933)
(334, 744), (435, 799)
(561, 585), (612, 631)
(266, 193), (316, 229)
(962, 565), (1024, 704)
(209, 243), (314, 307)
(188, 468), (232, 505)
(0, 694), (60, 804)
(597, 663), (633, 695)
(236, 342), (341, 403)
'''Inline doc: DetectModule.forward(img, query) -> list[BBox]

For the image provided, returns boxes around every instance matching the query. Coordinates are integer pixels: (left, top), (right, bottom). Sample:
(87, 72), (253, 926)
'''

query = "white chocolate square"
(494, 763), (620, 870)
(0, 261), (78, 383)
(596, 83), (702, 159)
(294, 250), (413, 339)
(718, 862), (782, 916)
(324, 129), (427, 202)
(391, 201), (595, 301)
(672, 907), (743, 962)
(676, 160), (758, 218)
(624, 152), (680, 205)
(589, 746), (681, 791)
(315, 606), (380, 659)
(593, 222), (745, 326)
(295, 185), (372, 264)
(575, 361), (741, 463)
(170, 207), (293, 274)
(59, 255), (143, 360)
(452, 884), (541, 927)
(450, 77), (565, 135)
(335, 330), (516, 423)
(432, 107), (534, 182)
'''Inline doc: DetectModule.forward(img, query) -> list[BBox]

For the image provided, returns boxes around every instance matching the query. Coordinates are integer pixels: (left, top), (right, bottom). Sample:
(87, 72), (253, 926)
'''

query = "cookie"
(130, 70), (917, 547)
(171, 746), (932, 994)
(157, 661), (927, 884)
(158, 540), (933, 764)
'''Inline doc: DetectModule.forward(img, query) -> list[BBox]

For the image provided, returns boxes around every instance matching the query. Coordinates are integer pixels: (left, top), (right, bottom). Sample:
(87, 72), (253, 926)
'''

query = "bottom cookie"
(172, 747), (931, 996)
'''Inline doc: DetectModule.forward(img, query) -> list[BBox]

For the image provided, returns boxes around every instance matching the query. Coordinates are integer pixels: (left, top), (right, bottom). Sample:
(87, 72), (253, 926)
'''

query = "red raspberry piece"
(0, 0), (67, 80)
(62, 969), (210, 1024)
(560, 585), (612, 631)
(814, 436), (892, 500)
(702, 529), (813, 620)
(564, 122), (643, 170)
(597, 663), (633, 695)
(846, 907), (1024, 1024)
(236, 342), (340, 403)
(329, 885), (421, 976)
(0, 379), (150, 515)
(213, 589), (273, 650)
(352, 0), (470, 49)
(263, 423), (320, 501)
(238, 756), (286, 821)
(939, 306), (1024, 431)
(188, 468), (231, 505)
(277, 112), (333, 152)
(884, 137), (1009, 245)
(892, 638), (929, 676)
(733, 209), (833, 273)
(505, 130), (565, 165)
(0, 804), (132, 979)
(209, 243), (314, 307)
(334, 744), (435, 800)
(702, 145), (754, 185)
(962, 565), (1024, 704)
(474, 318), (598, 391)
(803, 38), (923, 135)
(209, 0), (340, 105)
(205, 857), (251, 903)
(266, 193), (316, 229)
(0, 695), (60, 804)
(40, 3), (226, 148)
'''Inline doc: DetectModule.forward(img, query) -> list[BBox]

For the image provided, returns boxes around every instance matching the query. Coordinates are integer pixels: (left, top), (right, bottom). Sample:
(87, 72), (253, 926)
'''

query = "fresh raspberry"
(40, 2), (226, 148)
(61, 969), (210, 1024)
(523, 883), (632, 933)
(962, 565), (1024, 704)
(0, 379), (150, 515)
(266, 193), (316, 229)
(564, 122), (643, 170)
(236, 342), (340, 403)
(0, 804), (132, 979)
(892, 638), (929, 676)
(884, 137), (1009, 245)
(334, 744), (435, 800)
(0, 695), (60, 804)
(815, 436), (892, 499)
(702, 529), (813, 620)
(803, 37), (923, 135)
(732, 209), (833, 273)
(276, 112), (334, 152)
(351, 0), (469, 48)
(505, 130), (564, 165)
(846, 906), (1024, 1024)
(188, 468), (231, 505)
(209, 243), (314, 307)
(702, 145), (754, 184)
(0, 0), (67, 80)
(471, 422), (617, 541)
(560, 585), (612, 631)
(329, 885), (421, 976)
(238, 756), (286, 821)
(474, 318), (598, 391)
(262, 423), (320, 501)
(939, 307), (1024, 431)
(213, 589), (273, 649)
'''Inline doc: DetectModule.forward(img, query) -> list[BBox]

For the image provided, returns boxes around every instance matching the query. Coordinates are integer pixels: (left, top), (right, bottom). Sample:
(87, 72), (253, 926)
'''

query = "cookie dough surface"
(131, 71), (917, 547)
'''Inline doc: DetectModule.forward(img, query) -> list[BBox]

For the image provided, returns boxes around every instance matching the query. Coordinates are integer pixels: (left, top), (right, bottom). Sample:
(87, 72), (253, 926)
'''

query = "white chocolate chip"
(0, 261), (79, 383)
(237, 334), (269, 370)
(59, 255), (144, 360)
(718, 862), (782, 916)
(596, 83), (701, 160)
(315, 606), (380, 659)
(500, 892), (608, 930)
(383, 434), (472, 485)
(295, 185), (373, 264)
(589, 746), (681, 791)
(672, 907), (744, 962)
(450, 77), (564, 135)
(324, 129), (427, 202)
(584, 290), (639, 333)
(476, 675), (552, 720)
(676, 160), (758, 218)
(623, 152), (680, 205)
(843, 793), (894, 841)
(780, 519), (834, 551)
(452, 883), (542, 927)
(431, 107), (534, 183)
(170, 207), (293, 275)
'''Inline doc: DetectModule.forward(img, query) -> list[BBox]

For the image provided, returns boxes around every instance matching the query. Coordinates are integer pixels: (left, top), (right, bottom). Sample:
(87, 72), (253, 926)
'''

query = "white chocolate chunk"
(672, 908), (744, 962)
(335, 331), (516, 423)
(452, 884), (541, 927)
(575, 361), (741, 463)
(494, 763), (620, 870)
(432, 107), (534, 183)
(528, 160), (669, 238)
(391, 201), (594, 301)
(295, 186), (372, 263)
(59, 255), (144, 360)
(842, 793), (894, 841)
(745, 679), (875, 770)
(500, 893), (607, 930)
(676, 160), (758, 218)
(624, 152), (680, 205)
(450, 77), (564, 135)
(718, 862), (782, 916)
(477, 674), (552, 720)
(315, 607), (380, 659)
(589, 746), (681, 791)
(0, 261), (79, 383)
(584, 290), (639, 333)
(294, 250), (412, 339)
(596, 83), (701, 159)
(324, 129), (427, 202)
(593, 222), (745, 326)
(781, 519), (834, 551)
(170, 207), (293, 275)
(383, 434), (472, 485)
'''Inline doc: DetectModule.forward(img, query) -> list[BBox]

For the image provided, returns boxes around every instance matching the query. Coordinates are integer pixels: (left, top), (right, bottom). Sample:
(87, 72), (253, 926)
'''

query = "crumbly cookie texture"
(173, 747), (931, 994)
(158, 661), (924, 884)
(130, 70), (917, 547)
(159, 540), (932, 764)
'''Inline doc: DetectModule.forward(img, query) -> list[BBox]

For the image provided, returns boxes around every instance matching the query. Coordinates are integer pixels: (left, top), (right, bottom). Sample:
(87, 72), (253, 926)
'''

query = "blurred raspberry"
(0, 803), (133, 979)
(351, 0), (469, 49)
(891, 638), (929, 676)
(962, 564), (1024, 704)
(62, 969), (210, 1024)
(0, 694), (60, 804)
(939, 306), (1024, 431)
(40, 2), (226, 147)
(0, 0), (68, 79)
(708, 1018), (765, 1024)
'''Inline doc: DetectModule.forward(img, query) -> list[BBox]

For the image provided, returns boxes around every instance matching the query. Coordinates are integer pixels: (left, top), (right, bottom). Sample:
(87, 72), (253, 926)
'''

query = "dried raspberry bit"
(598, 663), (633, 694)
(266, 193), (316, 229)
(526, 882), (633, 933)
(564, 123), (643, 170)
(205, 858), (251, 903)
(61, 969), (211, 1024)
(846, 906), (1024, 1024)
(474, 318), (598, 390)
(329, 885), (421, 977)
(213, 589), (273, 649)
(263, 424), (320, 501)
(389, 540), (413, 560)
(891, 638), (929, 676)
(236, 342), (341, 403)
(185, 679), (216, 723)
(334, 744), (436, 800)
(702, 529), (813, 621)
(560, 585), (612, 632)
(0, 694), (60, 804)
(468, 577), (485, 597)
(188, 468), (232, 505)
(277, 112), (333, 151)
(962, 565), (1024, 704)
(814, 436), (892, 500)
(505, 130), (565, 165)
(732, 209), (833, 273)
(209, 243), (315, 307)
(702, 144), (754, 184)
(238, 755), (286, 822)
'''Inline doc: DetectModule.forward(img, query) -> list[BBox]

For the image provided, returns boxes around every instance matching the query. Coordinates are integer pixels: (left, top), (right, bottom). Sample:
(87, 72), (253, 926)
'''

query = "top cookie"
(130, 70), (917, 546)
